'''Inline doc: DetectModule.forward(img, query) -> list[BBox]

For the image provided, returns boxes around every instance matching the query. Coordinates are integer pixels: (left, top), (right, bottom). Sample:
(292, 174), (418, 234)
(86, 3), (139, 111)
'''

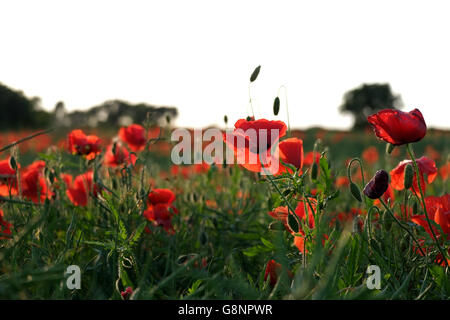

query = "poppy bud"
(311, 162), (318, 180)
(250, 65), (261, 82)
(273, 97), (280, 116)
(287, 214), (299, 233)
(363, 170), (389, 199)
(350, 182), (362, 202)
(386, 143), (395, 155)
(268, 221), (285, 231)
(403, 164), (413, 189)
(9, 156), (17, 171)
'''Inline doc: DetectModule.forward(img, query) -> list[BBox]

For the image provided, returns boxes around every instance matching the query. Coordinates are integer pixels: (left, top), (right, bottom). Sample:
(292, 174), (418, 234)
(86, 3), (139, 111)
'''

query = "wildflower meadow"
(0, 70), (449, 302)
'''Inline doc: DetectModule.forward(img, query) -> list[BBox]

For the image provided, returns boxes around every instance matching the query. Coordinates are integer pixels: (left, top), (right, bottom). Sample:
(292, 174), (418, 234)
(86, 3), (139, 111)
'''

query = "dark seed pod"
(9, 156), (17, 171)
(311, 162), (318, 180)
(350, 182), (362, 202)
(273, 97), (280, 116)
(363, 170), (389, 199)
(287, 214), (299, 233)
(250, 65), (261, 82)
(404, 164), (413, 189)
(224, 115), (228, 125)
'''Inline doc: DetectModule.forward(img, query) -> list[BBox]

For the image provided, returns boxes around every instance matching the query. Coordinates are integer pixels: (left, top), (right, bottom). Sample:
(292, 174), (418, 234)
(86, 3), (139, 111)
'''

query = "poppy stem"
(278, 85), (291, 136)
(259, 154), (302, 227)
(366, 206), (381, 240)
(379, 198), (427, 258)
(248, 83), (255, 119)
(406, 144), (449, 267)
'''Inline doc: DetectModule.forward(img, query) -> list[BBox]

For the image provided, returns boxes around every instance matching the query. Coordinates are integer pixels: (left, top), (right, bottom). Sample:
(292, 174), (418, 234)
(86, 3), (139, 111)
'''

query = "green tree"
(340, 83), (402, 130)
(0, 82), (52, 130)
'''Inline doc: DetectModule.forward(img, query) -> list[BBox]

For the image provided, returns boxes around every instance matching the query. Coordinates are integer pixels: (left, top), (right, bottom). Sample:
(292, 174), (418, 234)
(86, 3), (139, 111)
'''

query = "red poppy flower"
(331, 208), (363, 226)
(439, 161), (449, 181)
(120, 287), (133, 300)
(223, 119), (287, 173)
(148, 189), (176, 205)
(143, 203), (178, 234)
(294, 198), (316, 232)
(60, 173), (73, 188)
(264, 259), (293, 286)
(66, 171), (99, 206)
(170, 165), (191, 179)
(390, 156), (437, 195)
(0, 157), (16, 181)
(303, 151), (320, 167)
(276, 137), (303, 175)
(411, 194), (449, 238)
(362, 146), (379, 164)
(21, 161), (51, 203)
(0, 157), (18, 191)
(367, 108), (427, 146)
(144, 188), (178, 234)
(0, 184), (18, 198)
(0, 209), (12, 240)
(119, 124), (147, 152)
(67, 129), (102, 160)
(411, 194), (450, 265)
(104, 143), (137, 167)
(335, 176), (349, 188)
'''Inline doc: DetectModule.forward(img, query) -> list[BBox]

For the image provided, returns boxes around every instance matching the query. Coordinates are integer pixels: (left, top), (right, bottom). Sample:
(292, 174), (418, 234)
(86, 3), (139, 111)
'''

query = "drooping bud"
(363, 170), (389, 199)
(404, 164), (413, 189)
(386, 143), (395, 155)
(311, 162), (318, 180)
(9, 156), (17, 171)
(350, 182), (362, 202)
(287, 214), (299, 233)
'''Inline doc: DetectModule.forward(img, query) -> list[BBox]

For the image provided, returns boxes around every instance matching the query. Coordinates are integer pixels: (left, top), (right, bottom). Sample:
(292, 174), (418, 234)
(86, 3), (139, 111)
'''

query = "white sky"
(1, 0), (449, 130)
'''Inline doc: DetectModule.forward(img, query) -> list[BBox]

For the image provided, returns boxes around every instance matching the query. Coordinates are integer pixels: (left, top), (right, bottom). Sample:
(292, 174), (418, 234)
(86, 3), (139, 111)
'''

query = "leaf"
(260, 237), (275, 249)
(128, 221), (147, 246)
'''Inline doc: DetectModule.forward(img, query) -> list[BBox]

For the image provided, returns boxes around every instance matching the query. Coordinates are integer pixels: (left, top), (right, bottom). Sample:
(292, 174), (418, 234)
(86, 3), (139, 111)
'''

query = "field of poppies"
(0, 105), (449, 300)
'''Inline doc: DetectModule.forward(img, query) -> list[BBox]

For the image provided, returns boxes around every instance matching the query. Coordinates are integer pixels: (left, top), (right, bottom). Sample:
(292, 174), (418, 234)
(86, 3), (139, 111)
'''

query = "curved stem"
(347, 158), (366, 188)
(347, 158), (366, 204)
(380, 199), (426, 257)
(406, 144), (448, 267)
